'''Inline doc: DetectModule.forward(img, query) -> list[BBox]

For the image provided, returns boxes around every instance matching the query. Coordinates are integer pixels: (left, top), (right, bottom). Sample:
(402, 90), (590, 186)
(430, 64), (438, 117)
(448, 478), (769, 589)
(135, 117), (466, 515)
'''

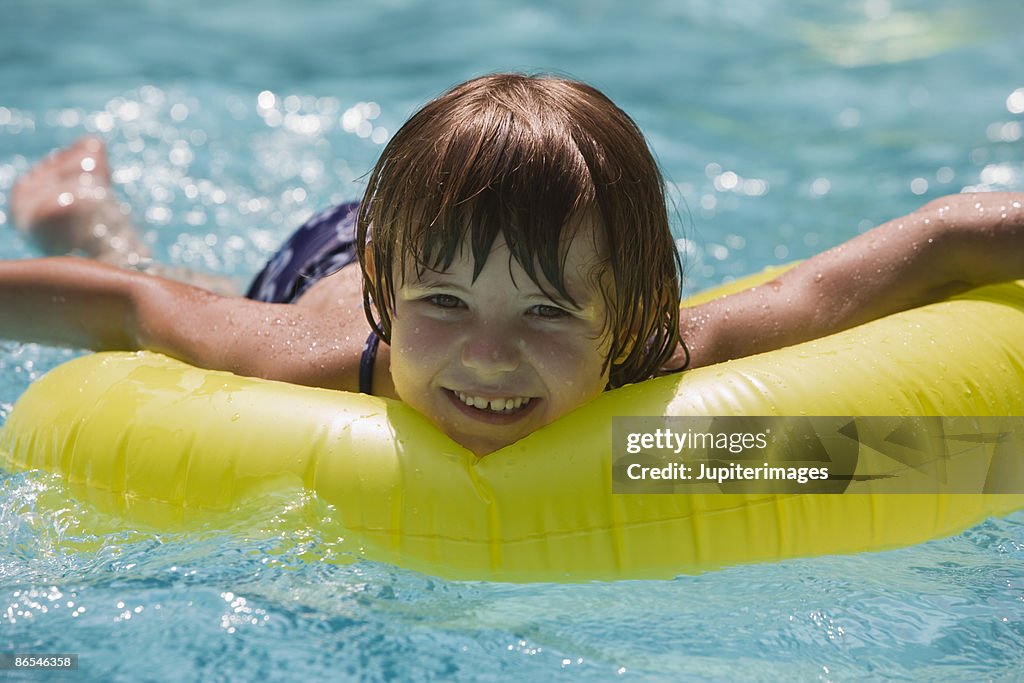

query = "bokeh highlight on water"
(1, 0), (1023, 679)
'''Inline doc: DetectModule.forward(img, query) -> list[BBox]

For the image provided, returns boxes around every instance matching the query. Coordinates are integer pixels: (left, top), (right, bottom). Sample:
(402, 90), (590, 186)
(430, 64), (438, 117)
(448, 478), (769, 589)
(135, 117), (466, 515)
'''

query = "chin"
(434, 407), (537, 457)
(460, 438), (506, 458)
(451, 431), (516, 457)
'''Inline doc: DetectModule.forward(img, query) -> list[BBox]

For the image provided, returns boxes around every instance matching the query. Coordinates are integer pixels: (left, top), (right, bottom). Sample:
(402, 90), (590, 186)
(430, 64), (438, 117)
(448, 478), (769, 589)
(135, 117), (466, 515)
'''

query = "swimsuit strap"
(359, 330), (381, 395)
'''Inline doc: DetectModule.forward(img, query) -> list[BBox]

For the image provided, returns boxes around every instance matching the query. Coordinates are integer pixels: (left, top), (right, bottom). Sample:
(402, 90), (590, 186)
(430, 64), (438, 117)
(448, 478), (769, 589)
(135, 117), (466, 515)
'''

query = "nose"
(460, 321), (521, 375)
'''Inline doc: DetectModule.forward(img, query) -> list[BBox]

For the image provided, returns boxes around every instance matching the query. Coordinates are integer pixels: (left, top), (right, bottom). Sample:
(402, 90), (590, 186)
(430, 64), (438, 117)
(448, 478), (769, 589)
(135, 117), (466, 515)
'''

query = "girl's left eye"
(530, 304), (570, 319)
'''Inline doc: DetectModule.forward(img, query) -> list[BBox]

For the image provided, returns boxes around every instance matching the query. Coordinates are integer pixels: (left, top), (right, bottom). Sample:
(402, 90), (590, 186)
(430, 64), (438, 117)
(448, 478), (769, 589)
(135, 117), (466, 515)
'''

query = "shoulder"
(292, 267), (398, 398)
(293, 262), (365, 316)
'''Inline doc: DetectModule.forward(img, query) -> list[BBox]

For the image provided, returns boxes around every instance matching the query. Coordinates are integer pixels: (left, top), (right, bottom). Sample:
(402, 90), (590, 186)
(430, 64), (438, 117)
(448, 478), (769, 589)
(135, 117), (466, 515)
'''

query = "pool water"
(2, 0), (1023, 679)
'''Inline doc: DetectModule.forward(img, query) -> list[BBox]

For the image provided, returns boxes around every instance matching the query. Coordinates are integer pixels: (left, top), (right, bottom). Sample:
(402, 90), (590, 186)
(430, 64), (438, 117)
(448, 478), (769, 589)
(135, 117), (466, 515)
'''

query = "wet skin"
(387, 226), (613, 456)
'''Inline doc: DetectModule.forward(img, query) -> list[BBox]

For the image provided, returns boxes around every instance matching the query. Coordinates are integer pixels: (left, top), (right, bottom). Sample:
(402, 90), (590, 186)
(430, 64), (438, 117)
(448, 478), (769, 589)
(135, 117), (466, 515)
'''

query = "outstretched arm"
(679, 192), (1024, 368)
(1, 257), (140, 350)
(0, 257), (364, 390)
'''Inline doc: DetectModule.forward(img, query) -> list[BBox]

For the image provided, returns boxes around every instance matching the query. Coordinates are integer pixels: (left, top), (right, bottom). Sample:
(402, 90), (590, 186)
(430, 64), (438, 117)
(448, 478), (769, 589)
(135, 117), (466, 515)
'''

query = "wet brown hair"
(356, 73), (682, 388)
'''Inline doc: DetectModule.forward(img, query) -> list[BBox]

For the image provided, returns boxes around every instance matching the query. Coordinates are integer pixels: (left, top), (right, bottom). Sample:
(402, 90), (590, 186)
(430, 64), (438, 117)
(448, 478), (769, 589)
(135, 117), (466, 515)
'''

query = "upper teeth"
(455, 391), (531, 412)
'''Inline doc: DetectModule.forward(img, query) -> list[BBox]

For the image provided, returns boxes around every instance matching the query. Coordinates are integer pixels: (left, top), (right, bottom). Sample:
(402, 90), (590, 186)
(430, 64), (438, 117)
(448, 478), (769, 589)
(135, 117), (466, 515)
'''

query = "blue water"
(2, 0), (1024, 680)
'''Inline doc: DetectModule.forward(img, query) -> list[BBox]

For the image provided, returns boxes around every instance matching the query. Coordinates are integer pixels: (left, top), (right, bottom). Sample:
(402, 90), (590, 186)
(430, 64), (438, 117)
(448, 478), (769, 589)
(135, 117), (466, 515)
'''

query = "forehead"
(402, 213), (609, 293)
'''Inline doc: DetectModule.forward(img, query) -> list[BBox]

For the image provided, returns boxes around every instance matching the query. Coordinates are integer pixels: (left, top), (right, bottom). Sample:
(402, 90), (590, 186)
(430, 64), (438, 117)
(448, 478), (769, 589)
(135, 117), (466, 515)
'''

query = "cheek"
(529, 330), (609, 391)
(388, 310), (453, 390)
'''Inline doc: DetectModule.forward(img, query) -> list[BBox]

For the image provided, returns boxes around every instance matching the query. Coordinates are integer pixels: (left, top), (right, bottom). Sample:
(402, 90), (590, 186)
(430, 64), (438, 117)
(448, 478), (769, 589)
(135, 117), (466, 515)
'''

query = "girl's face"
(388, 223), (613, 456)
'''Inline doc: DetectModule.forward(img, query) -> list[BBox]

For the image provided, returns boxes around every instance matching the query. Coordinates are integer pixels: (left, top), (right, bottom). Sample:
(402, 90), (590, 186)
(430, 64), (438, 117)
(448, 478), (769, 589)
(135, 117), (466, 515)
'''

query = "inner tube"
(2, 271), (1023, 581)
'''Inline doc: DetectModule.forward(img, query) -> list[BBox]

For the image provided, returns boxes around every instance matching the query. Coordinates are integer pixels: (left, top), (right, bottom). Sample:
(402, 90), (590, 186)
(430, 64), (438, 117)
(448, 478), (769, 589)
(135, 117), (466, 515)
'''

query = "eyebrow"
(404, 274), (591, 309)
(400, 276), (469, 293)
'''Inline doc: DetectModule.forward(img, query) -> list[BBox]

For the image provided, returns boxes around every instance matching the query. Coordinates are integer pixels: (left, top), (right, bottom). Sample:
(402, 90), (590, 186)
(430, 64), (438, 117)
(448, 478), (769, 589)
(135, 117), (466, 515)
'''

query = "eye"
(530, 304), (571, 319)
(426, 293), (464, 309)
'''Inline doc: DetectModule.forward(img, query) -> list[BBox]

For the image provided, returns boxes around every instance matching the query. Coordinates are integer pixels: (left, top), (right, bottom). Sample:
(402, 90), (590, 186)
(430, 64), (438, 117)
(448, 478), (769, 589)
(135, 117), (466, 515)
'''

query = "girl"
(3, 74), (1023, 455)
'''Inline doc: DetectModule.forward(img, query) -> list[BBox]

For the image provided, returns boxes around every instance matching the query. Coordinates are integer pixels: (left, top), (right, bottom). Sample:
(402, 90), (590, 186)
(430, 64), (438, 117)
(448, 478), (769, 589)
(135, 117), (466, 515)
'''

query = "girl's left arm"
(677, 192), (1024, 369)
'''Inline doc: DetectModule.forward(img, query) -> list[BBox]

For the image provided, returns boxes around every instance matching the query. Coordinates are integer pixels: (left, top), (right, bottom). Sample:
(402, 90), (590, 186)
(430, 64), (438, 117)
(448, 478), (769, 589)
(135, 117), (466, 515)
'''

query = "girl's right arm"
(0, 257), (364, 390)
(0, 257), (141, 351)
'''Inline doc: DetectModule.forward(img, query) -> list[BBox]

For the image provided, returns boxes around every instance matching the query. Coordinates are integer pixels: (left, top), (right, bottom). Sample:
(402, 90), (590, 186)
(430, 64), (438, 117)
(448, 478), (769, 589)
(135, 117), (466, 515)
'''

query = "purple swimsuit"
(245, 201), (380, 394)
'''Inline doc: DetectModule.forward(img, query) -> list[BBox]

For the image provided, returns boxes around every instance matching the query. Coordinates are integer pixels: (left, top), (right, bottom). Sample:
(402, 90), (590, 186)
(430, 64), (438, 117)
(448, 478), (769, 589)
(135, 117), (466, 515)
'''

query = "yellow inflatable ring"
(2, 270), (1023, 582)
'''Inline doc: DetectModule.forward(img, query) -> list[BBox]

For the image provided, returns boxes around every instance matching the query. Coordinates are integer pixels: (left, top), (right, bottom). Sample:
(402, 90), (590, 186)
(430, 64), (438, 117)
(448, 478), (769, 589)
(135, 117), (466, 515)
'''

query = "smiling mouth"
(453, 390), (532, 413)
(444, 388), (538, 423)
